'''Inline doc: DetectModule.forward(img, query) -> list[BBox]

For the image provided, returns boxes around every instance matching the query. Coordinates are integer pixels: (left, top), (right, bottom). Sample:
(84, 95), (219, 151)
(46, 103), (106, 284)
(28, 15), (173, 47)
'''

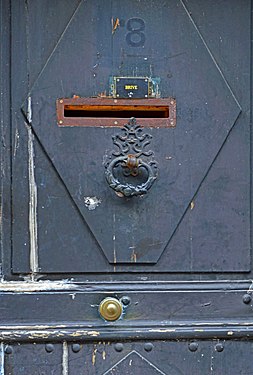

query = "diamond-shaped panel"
(103, 351), (167, 375)
(22, 0), (241, 265)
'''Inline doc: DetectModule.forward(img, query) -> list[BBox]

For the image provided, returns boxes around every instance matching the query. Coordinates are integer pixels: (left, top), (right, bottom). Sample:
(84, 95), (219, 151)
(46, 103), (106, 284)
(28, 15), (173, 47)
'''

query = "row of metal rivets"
(114, 342), (154, 352)
(188, 342), (224, 352)
(3, 341), (225, 355)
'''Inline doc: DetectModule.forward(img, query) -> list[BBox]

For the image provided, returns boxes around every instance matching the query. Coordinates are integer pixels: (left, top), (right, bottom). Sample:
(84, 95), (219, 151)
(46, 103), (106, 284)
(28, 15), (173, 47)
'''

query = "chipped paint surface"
(113, 213), (116, 266)
(62, 341), (68, 375)
(84, 196), (101, 210)
(27, 97), (39, 275)
(92, 344), (97, 365)
(0, 280), (81, 292)
(13, 127), (20, 158)
(0, 343), (4, 375)
(0, 329), (100, 341)
(112, 17), (120, 34)
(148, 328), (176, 333)
(131, 250), (137, 263)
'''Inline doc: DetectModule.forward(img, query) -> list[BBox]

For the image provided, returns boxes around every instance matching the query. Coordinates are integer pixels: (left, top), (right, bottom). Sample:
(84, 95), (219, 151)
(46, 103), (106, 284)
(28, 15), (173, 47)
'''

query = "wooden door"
(1, 0), (253, 374)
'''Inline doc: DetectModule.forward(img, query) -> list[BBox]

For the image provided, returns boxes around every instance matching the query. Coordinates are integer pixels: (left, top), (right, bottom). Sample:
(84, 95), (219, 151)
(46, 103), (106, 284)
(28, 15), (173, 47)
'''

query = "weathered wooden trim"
(0, 0), (12, 278)
(0, 281), (251, 342)
(1, 324), (253, 342)
(0, 280), (251, 292)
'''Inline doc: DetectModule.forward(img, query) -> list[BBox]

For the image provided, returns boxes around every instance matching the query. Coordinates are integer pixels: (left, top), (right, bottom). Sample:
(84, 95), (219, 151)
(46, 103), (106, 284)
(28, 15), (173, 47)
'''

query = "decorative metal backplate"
(104, 117), (158, 197)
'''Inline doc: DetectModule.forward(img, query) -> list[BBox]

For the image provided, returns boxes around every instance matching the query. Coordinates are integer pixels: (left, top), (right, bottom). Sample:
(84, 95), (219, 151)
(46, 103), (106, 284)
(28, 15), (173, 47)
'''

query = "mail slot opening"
(57, 98), (176, 127)
(64, 105), (169, 119)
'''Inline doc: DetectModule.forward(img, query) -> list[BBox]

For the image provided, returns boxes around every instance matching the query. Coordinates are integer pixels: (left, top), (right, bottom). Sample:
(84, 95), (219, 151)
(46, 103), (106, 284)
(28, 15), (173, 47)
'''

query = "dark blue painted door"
(1, 0), (252, 374)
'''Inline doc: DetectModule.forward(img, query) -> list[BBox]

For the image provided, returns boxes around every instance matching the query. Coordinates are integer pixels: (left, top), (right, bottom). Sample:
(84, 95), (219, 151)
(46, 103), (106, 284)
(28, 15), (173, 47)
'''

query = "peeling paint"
(111, 17), (120, 34)
(27, 97), (39, 276)
(62, 341), (68, 375)
(113, 213), (116, 269)
(0, 280), (81, 292)
(0, 343), (4, 375)
(92, 345), (97, 366)
(69, 293), (76, 300)
(131, 250), (137, 263)
(13, 127), (20, 158)
(246, 280), (253, 293)
(84, 196), (101, 210)
(88, 331), (100, 337)
(148, 328), (176, 333)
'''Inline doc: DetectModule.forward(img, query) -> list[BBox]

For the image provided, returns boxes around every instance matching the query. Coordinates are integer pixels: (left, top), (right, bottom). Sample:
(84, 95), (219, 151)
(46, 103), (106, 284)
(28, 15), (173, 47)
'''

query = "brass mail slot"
(56, 98), (176, 127)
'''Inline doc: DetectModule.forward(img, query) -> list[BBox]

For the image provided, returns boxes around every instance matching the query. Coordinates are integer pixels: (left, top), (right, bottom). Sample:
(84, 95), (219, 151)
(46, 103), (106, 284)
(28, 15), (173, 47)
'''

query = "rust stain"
(112, 17), (120, 34)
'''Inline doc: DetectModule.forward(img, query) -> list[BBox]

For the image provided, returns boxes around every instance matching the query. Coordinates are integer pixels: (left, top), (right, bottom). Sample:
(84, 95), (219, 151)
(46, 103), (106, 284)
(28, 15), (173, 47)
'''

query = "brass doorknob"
(99, 297), (123, 321)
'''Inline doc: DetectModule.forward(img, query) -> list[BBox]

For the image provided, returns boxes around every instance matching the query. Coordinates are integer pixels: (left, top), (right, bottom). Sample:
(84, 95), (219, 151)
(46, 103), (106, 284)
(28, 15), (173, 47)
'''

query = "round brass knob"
(99, 297), (123, 321)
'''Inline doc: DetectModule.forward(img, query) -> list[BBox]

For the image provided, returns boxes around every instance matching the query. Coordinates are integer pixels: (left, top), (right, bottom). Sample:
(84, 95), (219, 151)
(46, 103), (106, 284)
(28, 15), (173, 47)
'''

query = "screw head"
(72, 344), (81, 353)
(45, 344), (54, 353)
(114, 343), (123, 352)
(215, 343), (224, 352)
(243, 294), (251, 304)
(5, 346), (13, 355)
(188, 342), (198, 352)
(59, 120), (63, 125)
(121, 296), (131, 306)
(144, 343), (154, 352)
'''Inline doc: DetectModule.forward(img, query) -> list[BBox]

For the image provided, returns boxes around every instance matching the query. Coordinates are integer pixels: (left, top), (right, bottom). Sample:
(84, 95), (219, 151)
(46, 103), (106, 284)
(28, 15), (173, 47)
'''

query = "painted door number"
(126, 18), (146, 47)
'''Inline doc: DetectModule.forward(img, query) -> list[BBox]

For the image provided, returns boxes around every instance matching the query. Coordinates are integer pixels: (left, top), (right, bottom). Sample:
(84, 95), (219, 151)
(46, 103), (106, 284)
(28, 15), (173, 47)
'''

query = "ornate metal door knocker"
(104, 117), (158, 197)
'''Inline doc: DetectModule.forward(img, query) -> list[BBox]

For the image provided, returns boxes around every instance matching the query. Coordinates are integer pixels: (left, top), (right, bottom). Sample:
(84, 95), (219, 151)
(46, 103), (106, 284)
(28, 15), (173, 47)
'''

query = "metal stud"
(121, 296), (131, 306)
(144, 343), (154, 352)
(243, 294), (251, 304)
(188, 342), (198, 352)
(215, 343), (224, 352)
(72, 344), (81, 353)
(114, 343), (123, 352)
(5, 346), (13, 355)
(45, 344), (54, 353)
